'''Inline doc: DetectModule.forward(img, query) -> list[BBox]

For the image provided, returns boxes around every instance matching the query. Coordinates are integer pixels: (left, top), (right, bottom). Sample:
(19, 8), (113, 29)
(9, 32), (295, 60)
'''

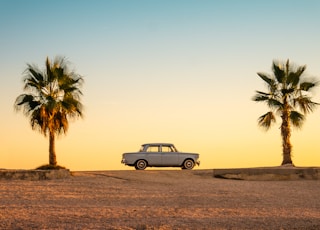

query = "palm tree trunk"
(281, 104), (293, 165)
(49, 131), (57, 166)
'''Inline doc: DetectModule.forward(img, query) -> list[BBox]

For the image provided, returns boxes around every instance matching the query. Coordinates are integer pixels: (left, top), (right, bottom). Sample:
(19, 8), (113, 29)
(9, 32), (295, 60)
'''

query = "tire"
(182, 159), (195, 170)
(135, 159), (147, 170)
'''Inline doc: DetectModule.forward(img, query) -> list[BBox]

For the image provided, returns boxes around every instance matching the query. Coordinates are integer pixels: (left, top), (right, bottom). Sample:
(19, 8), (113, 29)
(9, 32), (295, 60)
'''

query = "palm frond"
(281, 87), (295, 96)
(294, 96), (318, 114)
(257, 73), (273, 85)
(252, 91), (269, 102)
(255, 90), (270, 96)
(30, 106), (49, 135)
(267, 98), (283, 109)
(300, 81), (317, 91)
(23, 65), (45, 92)
(272, 61), (285, 83)
(257, 111), (276, 130)
(46, 57), (55, 83)
(290, 110), (305, 128)
(52, 111), (69, 134)
(14, 94), (41, 115)
(61, 96), (83, 117)
(287, 65), (306, 86)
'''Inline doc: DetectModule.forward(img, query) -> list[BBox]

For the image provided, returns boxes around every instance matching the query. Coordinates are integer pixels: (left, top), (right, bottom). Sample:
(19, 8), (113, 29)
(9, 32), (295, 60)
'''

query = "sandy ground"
(0, 170), (319, 230)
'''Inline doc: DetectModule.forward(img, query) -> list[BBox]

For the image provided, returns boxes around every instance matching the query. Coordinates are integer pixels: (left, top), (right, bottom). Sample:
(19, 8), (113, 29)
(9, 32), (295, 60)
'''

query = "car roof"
(142, 143), (174, 146)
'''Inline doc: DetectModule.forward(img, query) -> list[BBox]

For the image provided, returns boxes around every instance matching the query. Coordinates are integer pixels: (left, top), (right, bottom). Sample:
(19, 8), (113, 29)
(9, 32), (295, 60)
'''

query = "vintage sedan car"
(121, 143), (200, 170)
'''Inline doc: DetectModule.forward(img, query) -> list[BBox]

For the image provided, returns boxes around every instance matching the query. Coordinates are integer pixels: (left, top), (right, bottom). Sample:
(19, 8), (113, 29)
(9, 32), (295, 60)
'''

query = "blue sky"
(1, 0), (320, 170)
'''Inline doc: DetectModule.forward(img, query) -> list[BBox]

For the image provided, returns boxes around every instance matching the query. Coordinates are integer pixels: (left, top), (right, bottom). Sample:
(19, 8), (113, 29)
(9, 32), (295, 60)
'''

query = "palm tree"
(253, 59), (318, 165)
(14, 56), (84, 167)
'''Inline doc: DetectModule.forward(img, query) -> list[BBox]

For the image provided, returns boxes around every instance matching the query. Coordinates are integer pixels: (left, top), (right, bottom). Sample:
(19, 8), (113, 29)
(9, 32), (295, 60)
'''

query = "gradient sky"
(1, 0), (320, 170)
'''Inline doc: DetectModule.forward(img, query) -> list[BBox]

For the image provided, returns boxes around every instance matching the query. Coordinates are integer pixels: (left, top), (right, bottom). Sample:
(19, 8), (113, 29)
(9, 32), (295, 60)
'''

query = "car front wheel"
(182, 159), (195, 170)
(135, 159), (147, 170)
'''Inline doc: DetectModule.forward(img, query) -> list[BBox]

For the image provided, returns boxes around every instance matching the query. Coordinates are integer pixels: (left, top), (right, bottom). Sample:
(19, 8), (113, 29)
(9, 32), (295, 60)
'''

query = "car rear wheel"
(135, 160), (147, 170)
(182, 159), (195, 170)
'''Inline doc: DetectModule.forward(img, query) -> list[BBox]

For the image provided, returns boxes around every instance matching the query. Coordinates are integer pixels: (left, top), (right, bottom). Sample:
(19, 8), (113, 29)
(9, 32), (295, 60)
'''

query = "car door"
(161, 145), (179, 166)
(145, 145), (162, 166)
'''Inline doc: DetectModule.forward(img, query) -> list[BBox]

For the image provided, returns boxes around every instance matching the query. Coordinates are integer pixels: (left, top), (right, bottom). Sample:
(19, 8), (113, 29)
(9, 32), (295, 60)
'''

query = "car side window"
(161, 146), (174, 152)
(147, 146), (159, 152)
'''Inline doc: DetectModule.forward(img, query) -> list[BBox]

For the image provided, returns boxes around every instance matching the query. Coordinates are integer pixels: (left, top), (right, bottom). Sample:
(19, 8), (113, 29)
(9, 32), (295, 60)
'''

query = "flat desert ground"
(1, 170), (320, 229)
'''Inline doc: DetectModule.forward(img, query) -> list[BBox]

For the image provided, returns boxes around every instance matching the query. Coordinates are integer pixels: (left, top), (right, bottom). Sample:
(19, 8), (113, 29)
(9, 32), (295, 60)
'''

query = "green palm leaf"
(300, 82), (317, 91)
(287, 65), (305, 86)
(258, 112), (276, 130)
(272, 62), (285, 84)
(290, 111), (305, 128)
(294, 96), (318, 114)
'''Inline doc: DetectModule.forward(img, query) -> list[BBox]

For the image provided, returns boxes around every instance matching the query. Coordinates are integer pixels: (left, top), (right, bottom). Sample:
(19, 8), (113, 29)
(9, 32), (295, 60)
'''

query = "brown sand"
(0, 170), (319, 229)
